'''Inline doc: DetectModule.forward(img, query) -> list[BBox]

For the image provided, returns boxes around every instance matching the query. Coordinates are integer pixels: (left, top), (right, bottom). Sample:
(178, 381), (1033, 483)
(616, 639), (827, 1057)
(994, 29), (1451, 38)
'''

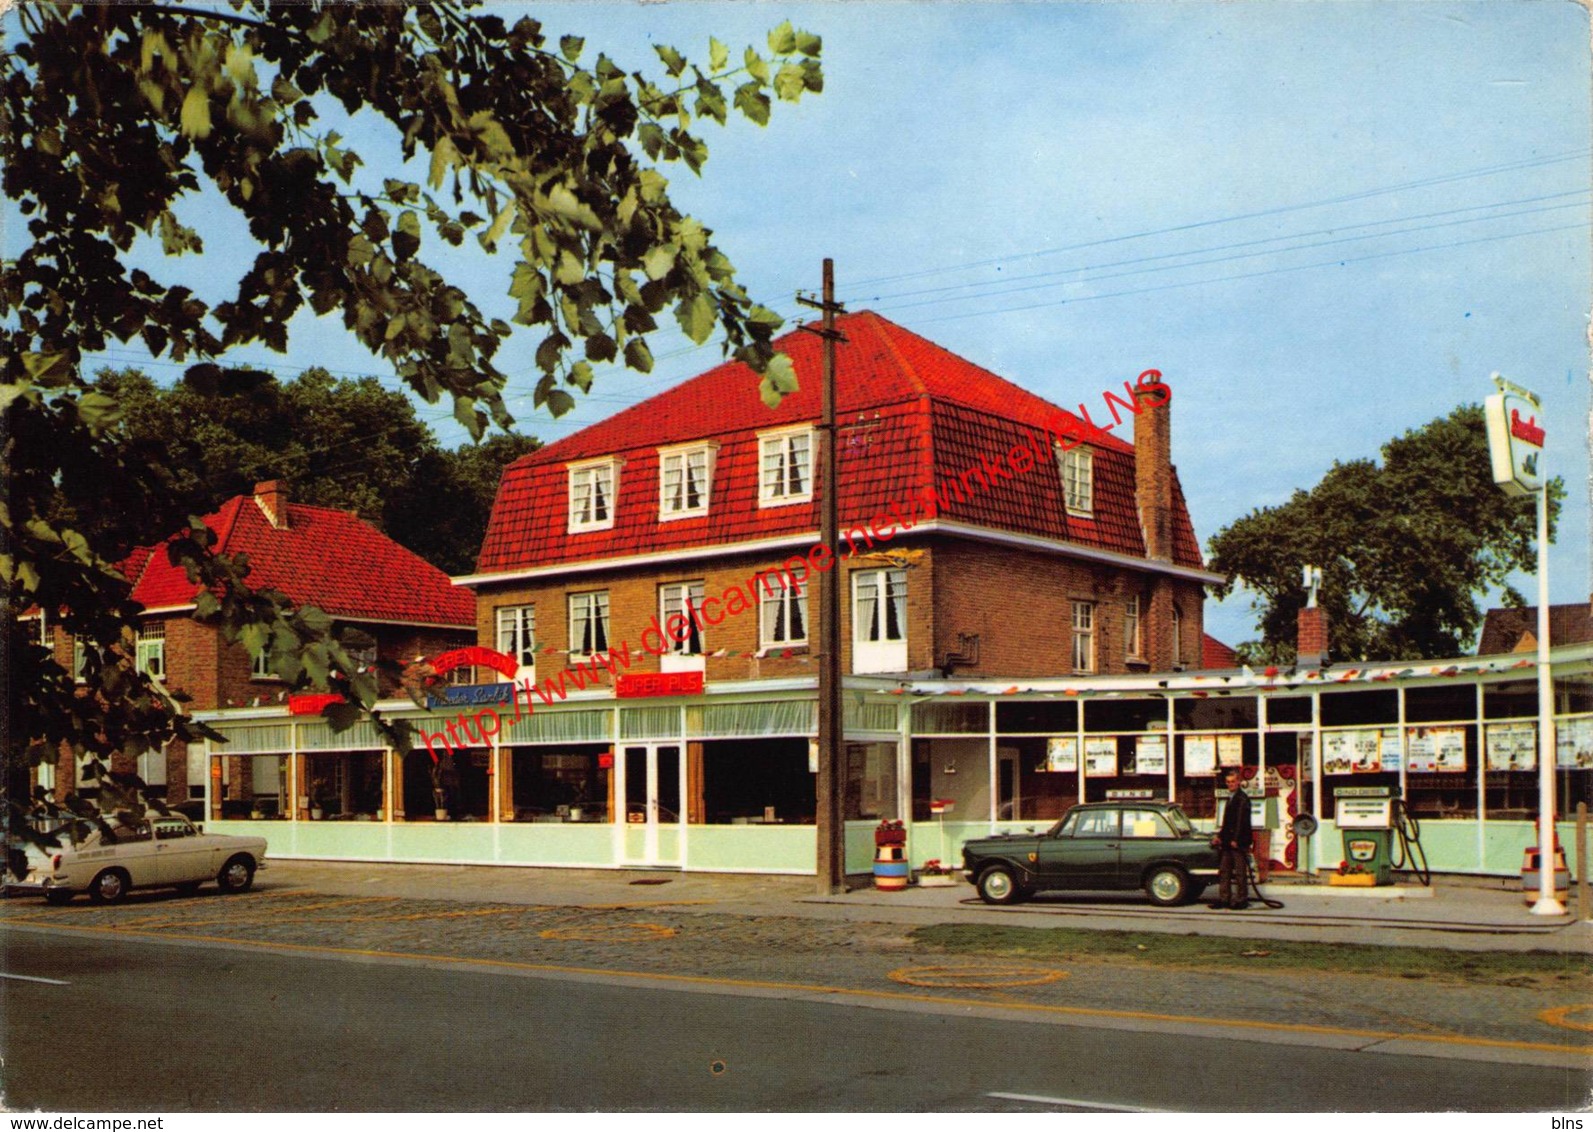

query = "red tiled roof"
(476, 311), (1206, 576)
(1202, 634), (1239, 669)
(128, 496), (473, 626)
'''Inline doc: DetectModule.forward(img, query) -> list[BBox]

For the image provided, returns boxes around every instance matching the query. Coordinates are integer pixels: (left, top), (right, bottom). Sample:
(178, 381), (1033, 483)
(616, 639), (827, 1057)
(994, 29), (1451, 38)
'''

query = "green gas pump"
(1333, 785), (1399, 885)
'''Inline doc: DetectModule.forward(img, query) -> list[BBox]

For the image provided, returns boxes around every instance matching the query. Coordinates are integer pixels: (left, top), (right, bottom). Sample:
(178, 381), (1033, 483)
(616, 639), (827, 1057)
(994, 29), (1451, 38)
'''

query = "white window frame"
(136, 623), (165, 679)
(568, 591), (611, 660)
(1172, 605), (1184, 668)
(1059, 445), (1094, 516)
(758, 427), (814, 508)
(72, 636), (88, 683)
(1124, 596), (1142, 661)
(658, 444), (716, 521)
(252, 646), (280, 681)
(496, 605), (538, 673)
(759, 573), (808, 650)
(659, 581), (707, 667)
(852, 568), (908, 675)
(568, 458), (619, 533)
(1071, 601), (1095, 674)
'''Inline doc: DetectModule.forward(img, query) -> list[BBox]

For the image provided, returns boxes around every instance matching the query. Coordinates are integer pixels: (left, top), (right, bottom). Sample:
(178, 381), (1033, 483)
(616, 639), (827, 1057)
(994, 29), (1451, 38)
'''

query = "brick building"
(35, 481), (473, 815)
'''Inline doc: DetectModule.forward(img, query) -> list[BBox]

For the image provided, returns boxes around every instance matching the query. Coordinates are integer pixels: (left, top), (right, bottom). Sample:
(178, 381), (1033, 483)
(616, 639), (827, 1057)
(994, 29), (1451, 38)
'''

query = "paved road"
(2, 931), (1587, 1112)
(2, 875), (1590, 1075)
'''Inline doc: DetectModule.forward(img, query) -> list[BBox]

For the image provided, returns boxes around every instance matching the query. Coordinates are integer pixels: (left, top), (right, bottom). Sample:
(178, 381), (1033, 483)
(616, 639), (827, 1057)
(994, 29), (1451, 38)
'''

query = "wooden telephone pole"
(798, 260), (846, 894)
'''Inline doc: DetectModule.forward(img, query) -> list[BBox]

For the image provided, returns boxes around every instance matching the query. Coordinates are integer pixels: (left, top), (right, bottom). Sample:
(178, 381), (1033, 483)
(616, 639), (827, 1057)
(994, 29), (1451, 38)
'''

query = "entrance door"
(620, 743), (683, 867)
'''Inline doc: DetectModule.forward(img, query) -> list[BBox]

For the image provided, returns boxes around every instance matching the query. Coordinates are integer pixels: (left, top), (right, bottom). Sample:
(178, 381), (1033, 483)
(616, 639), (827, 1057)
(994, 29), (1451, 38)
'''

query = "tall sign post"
(1484, 374), (1562, 914)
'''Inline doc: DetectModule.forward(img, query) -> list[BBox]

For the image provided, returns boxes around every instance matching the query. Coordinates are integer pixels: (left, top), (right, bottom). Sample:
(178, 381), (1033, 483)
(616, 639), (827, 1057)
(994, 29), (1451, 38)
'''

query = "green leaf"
(427, 135), (459, 191)
(76, 390), (121, 433)
(560, 35), (584, 62)
(795, 30), (822, 58)
(774, 63), (806, 101)
(708, 37), (729, 72)
(745, 48), (769, 85)
(624, 338), (654, 373)
(569, 360), (594, 392)
(583, 333), (616, 364)
(768, 21), (798, 55)
(239, 622), (269, 659)
(545, 388), (576, 417)
(655, 44), (687, 77)
(676, 292), (716, 344)
(637, 122), (665, 159)
(21, 351), (72, 388)
(347, 233), (375, 268)
(554, 248), (586, 286)
(295, 605), (333, 636)
(323, 700), (362, 732)
(480, 202), (515, 252)
(393, 210), (421, 260)
(179, 88), (212, 139)
(535, 332), (569, 373)
(764, 352), (799, 394)
(733, 83), (770, 126)
(193, 591), (221, 619)
(642, 243), (677, 281)
(747, 305), (784, 330)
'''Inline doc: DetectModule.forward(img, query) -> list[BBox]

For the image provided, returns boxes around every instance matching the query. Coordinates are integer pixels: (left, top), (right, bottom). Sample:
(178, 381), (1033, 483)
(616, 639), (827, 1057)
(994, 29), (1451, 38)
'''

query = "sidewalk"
(265, 860), (1593, 954)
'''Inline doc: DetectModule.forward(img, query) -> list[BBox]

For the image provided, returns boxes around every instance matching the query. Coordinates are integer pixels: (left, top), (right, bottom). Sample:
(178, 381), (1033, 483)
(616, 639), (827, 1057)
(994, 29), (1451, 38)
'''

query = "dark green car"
(961, 801), (1220, 906)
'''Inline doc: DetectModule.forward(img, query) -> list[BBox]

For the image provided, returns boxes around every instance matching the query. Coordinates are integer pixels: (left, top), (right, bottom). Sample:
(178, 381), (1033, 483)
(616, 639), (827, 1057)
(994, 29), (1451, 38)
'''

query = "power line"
(845, 147), (1592, 292)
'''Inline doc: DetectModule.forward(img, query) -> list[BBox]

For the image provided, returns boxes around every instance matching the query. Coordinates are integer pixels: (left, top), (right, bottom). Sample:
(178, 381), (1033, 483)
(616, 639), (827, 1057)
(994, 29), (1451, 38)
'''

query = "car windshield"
(1163, 806), (1194, 836)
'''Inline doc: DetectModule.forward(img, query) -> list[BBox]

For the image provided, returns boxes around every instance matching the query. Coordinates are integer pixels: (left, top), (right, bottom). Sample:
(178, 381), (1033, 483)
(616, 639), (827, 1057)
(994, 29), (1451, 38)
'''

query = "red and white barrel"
(873, 843), (909, 891)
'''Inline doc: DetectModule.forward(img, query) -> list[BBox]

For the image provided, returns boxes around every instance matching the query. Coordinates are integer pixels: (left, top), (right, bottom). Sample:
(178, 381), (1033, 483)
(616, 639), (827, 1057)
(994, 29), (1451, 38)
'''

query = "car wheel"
(216, 855), (255, 894)
(43, 889), (73, 906)
(88, 868), (130, 905)
(1144, 865), (1191, 907)
(977, 865), (1023, 905)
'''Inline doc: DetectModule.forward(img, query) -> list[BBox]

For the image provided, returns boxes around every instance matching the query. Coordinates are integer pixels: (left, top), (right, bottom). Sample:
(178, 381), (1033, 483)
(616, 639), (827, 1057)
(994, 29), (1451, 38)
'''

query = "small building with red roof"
(39, 480), (473, 814)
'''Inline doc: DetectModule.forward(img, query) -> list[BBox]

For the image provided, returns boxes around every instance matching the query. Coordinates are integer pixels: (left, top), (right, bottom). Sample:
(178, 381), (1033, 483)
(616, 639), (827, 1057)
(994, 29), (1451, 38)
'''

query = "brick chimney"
(1297, 606), (1329, 668)
(1133, 375), (1173, 562)
(254, 480), (289, 529)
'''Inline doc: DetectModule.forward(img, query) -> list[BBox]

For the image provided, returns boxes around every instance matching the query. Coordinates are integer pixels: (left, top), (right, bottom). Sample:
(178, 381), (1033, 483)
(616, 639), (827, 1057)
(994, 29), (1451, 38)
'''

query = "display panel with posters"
(1045, 736), (1078, 773)
(1408, 725), (1467, 773)
(1558, 717), (1593, 770)
(1084, 737), (1117, 777)
(1379, 729), (1402, 771)
(1216, 734), (1243, 767)
(1135, 735), (1168, 775)
(1486, 721), (1537, 771)
(1184, 736), (1216, 775)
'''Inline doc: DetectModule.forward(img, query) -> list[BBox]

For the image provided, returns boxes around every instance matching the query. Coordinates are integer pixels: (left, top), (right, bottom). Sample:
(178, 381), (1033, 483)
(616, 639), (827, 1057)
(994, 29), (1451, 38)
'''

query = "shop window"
(568, 459), (617, 532)
(1265, 696), (1313, 726)
(1003, 736), (1077, 823)
(216, 754), (290, 819)
(306, 752), (384, 820)
(844, 742), (898, 821)
(996, 701), (1078, 734)
(1318, 689), (1396, 727)
(911, 737), (988, 821)
(1174, 696), (1258, 732)
(1555, 676), (1593, 715)
(403, 749), (490, 821)
(1405, 684), (1478, 724)
(510, 746), (610, 822)
(1173, 732), (1256, 819)
(700, 738), (814, 823)
(1083, 733), (1172, 804)
(911, 701), (987, 734)
(1403, 725), (1476, 821)
(1085, 698), (1166, 733)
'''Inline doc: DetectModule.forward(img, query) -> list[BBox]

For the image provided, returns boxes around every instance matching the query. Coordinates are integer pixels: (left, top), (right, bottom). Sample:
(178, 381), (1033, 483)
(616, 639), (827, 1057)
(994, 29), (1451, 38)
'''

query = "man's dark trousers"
(1216, 786), (1254, 908)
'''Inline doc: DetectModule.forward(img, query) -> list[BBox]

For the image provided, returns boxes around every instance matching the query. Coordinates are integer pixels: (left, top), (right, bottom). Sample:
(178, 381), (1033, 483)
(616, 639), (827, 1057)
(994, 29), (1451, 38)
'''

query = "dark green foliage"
(1208, 405), (1561, 663)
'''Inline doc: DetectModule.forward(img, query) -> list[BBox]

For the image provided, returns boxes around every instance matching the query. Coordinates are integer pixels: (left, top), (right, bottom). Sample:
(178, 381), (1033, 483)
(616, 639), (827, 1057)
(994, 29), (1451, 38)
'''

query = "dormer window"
(1059, 445), (1093, 516)
(568, 458), (618, 533)
(759, 427), (813, 507)
(659, 444), (715, 521)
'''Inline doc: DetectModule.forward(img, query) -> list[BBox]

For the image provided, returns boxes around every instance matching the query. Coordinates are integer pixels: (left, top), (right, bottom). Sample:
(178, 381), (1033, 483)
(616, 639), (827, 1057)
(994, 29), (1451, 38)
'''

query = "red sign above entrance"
(616, 671), (704, 699)
(288, 693), (344, 716)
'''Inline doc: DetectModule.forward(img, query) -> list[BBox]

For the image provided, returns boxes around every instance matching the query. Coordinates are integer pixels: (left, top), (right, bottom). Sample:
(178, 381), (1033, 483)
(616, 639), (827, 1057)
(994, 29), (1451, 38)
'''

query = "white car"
(18, 814), (267, 905)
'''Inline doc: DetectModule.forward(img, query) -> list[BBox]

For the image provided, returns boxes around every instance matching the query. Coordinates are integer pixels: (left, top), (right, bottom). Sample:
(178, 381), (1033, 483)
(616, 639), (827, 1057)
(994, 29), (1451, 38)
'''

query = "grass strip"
(910, 923), (1592, 987)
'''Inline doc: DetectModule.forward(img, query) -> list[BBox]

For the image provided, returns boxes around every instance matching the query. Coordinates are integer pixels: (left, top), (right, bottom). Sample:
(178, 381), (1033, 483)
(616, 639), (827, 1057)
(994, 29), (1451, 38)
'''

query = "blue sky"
(21, 1), (1591, 650)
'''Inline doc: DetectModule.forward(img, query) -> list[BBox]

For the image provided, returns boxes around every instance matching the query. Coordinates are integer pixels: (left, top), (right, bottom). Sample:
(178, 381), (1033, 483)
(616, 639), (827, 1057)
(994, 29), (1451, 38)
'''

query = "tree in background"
(1207, 405), (1561, 665)
(81, 365), (537, 576)
(2, 1), (821, 837)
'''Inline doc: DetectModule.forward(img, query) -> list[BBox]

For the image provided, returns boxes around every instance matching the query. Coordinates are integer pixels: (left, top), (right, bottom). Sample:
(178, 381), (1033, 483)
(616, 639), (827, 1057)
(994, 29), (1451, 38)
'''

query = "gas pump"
(1332, 785), (1399, 885)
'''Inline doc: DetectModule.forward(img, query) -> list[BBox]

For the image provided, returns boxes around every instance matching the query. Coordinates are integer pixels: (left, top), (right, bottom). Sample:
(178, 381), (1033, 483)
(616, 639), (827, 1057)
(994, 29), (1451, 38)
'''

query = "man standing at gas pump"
(1212, 768), (1253, 910)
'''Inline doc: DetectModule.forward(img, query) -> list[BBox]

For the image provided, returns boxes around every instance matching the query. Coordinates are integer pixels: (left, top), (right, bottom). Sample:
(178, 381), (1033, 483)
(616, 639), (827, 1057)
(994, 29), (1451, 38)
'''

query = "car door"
(112, 820), (157, 885)
(1035, 808), (1120, 889)
(152, 818), (208, 884)
(1117, 807), (1178, 888)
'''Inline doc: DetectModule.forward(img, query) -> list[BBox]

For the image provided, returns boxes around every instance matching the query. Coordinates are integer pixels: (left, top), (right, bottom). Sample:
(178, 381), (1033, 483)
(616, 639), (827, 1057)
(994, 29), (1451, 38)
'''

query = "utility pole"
(798, 260), (846, 894)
